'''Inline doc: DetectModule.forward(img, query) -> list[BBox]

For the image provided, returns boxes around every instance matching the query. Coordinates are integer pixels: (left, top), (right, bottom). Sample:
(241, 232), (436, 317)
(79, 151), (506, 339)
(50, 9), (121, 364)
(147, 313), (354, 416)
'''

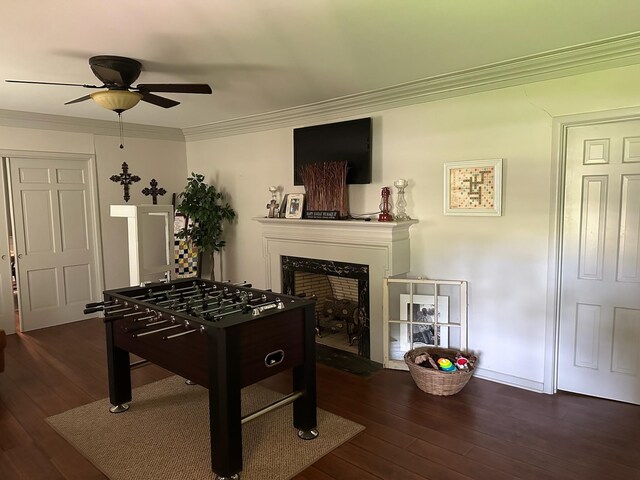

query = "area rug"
(47, 376), (364, 480)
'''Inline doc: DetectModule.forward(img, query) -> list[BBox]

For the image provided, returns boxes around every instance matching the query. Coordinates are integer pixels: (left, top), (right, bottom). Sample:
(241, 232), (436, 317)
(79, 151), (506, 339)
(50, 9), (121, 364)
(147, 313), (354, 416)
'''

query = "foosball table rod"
(163, 324), (205, 340)
(133, 323), (184, 338)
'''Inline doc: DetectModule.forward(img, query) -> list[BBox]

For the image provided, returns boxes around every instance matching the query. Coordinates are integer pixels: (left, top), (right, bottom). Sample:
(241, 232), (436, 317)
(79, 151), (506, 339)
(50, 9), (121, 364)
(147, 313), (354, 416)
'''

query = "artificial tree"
(176, 173), (236, 281)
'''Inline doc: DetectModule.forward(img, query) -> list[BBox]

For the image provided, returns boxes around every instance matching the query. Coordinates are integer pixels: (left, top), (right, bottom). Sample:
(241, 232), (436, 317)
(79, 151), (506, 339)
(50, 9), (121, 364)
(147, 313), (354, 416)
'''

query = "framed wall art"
(285, 193), (305, 219)
(444, 158), (502, 216)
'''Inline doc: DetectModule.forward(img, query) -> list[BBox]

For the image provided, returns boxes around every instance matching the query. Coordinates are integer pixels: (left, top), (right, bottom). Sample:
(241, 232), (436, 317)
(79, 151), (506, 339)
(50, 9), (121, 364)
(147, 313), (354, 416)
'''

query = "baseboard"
(473, 367), (546, 394)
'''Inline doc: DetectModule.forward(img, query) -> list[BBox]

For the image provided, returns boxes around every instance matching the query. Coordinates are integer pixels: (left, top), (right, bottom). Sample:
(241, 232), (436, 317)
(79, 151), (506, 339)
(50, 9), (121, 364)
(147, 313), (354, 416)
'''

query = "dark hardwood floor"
(1, 318), (639, 480)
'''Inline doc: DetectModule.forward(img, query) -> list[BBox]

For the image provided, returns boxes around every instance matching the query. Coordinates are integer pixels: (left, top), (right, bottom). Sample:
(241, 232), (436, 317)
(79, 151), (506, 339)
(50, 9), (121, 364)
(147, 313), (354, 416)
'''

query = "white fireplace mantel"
(254, 217), (418, 363)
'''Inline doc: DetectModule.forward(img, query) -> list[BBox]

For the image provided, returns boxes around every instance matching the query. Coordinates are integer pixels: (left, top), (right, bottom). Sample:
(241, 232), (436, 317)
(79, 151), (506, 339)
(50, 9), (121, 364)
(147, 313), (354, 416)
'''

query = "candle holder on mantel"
(393, 178), (410, 221)
(378, 186), (393, 222)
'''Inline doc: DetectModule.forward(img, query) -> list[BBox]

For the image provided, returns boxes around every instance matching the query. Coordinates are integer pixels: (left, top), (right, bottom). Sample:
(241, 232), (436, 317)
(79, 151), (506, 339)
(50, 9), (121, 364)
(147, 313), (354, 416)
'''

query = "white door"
(8, 156), (100, 331)
(558, 119), (640, 404)
(0, 163), (15, 334)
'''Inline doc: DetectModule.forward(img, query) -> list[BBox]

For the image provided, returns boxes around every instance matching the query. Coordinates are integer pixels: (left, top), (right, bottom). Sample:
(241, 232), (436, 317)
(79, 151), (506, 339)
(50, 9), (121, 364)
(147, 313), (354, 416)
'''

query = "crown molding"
(184, 31), (640, 142)
(3, 33), (640, 144)
(0, 109), (184, 142)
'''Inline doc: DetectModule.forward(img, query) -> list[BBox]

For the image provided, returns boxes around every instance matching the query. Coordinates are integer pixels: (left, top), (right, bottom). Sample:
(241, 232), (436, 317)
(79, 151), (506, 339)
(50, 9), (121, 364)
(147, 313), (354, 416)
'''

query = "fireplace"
(255, 217), (418, 364)
(281, 256), (370, 357)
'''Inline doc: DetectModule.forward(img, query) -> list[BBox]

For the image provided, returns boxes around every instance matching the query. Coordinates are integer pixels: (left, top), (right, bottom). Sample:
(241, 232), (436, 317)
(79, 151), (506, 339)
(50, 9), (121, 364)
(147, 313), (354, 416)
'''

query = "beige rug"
(47, 376), (364, 480)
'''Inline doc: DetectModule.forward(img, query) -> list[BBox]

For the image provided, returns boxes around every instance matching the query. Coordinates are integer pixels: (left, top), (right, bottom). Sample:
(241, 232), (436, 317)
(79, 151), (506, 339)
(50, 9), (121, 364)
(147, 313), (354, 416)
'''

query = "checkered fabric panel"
(174, 240), (198, 278)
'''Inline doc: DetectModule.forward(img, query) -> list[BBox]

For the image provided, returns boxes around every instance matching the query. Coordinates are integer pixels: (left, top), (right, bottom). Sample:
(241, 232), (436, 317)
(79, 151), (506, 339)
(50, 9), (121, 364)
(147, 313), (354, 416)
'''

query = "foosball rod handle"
(85, 301), (115, 308)
(84, 306), (103, 314)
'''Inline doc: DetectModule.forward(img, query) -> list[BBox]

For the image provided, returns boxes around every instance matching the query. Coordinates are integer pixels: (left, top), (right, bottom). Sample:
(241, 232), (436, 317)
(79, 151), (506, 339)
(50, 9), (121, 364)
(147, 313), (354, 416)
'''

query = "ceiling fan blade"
(136, 83), (212, 94)
(64, 94), (93, 105)
(140, 92), (180, 108)
(6, 79), (102, 88)
(90, 64), (125, 86)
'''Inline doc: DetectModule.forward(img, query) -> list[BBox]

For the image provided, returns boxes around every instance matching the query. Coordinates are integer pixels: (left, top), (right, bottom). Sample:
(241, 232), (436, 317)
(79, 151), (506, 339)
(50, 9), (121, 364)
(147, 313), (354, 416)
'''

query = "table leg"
(209, 327), (242, 478)
(105, 320), (131, 413)
(293, 303), (318, 438)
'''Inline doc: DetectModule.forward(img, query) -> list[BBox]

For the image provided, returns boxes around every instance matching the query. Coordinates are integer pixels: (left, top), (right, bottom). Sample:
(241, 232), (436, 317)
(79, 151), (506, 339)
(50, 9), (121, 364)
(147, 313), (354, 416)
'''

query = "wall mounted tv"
(293, 117), (372, 185)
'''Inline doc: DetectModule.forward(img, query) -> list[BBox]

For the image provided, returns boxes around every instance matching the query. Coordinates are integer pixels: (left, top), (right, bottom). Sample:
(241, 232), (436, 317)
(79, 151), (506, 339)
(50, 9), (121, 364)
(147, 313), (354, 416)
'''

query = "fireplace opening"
(281, 256), (370, 358)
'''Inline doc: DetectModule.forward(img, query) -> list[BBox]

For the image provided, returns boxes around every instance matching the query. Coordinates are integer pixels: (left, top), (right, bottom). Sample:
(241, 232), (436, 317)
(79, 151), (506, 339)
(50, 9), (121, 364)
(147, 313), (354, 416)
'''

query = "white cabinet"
(383, 274), (468, 370)
(110, 205), (174, 286)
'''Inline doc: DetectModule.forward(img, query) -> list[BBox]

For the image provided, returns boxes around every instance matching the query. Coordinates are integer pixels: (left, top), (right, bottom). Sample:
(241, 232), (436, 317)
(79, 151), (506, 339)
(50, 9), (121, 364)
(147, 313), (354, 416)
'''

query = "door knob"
(1, 254), (5, 260)
(18, 254), (23, 259)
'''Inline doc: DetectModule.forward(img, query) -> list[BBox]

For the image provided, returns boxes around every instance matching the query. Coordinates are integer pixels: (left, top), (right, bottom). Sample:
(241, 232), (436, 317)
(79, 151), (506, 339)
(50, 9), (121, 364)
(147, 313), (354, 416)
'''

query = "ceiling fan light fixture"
(90, 90), (142, 113)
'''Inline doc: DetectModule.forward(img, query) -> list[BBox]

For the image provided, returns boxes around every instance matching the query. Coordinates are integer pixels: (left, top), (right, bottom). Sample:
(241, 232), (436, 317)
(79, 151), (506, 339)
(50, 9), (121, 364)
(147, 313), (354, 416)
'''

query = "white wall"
(0, 125), (95, 153)
(2, 63), (638, 390)
(0, 126), (188, 297)
(94, 135), (187, 288)
(185, 63), (640, 391)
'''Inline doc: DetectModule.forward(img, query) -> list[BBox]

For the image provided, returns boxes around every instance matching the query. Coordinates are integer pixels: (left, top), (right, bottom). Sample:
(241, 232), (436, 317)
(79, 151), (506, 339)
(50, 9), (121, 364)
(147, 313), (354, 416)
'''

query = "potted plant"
(176, 173), (236, 280)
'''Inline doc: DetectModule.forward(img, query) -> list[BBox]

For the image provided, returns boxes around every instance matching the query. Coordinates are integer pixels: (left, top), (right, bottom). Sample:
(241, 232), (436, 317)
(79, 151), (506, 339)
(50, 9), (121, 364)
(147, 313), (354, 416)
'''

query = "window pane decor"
(383, 274), (468, 371)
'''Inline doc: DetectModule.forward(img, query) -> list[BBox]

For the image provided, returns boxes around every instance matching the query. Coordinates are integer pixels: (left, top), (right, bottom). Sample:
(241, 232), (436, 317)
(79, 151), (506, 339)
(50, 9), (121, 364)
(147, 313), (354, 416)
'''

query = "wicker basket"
(404, 346), (475, 396)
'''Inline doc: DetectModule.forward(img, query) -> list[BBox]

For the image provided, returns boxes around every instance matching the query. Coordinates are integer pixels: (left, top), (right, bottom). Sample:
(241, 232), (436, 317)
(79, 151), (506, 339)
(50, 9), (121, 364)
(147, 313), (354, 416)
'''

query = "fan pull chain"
(118, 112), (125, 149)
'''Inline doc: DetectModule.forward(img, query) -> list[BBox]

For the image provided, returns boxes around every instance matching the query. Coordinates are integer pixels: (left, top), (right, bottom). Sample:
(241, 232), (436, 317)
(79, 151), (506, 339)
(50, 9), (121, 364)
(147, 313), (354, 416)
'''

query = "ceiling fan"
(6, 55), (212, 113)
(6, 55), (212, 147)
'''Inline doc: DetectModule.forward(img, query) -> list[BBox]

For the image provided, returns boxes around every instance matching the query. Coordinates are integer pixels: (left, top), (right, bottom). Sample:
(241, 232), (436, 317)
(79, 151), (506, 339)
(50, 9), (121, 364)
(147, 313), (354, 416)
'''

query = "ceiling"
(3, 0), (640, 130)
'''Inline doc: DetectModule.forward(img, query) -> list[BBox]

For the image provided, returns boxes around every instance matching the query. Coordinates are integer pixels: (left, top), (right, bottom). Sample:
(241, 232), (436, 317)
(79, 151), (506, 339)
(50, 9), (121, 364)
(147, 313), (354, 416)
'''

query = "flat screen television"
(293, 117), (372, 185)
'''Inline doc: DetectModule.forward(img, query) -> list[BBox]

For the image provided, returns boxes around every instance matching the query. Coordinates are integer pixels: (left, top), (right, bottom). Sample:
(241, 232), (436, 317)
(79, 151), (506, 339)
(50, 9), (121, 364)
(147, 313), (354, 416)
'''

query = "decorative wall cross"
(142, 178), (167, 205)
(266, 199), (280, 218)
(266, 186), (280, 218)
(109, 162), (141, 203)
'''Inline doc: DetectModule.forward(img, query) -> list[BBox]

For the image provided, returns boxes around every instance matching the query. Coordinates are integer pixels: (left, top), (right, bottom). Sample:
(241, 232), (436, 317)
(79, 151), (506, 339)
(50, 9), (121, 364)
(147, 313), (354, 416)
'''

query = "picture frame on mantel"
(285, 193), (304, 219)
(444, 158), (502, 216)
(278, 194), (289, 218)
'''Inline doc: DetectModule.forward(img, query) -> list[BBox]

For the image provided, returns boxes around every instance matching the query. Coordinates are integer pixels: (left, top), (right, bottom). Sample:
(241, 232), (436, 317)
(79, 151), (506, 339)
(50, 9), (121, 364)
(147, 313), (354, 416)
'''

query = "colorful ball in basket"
(437, 358), (456, 372)
(456, 357), (469, 370)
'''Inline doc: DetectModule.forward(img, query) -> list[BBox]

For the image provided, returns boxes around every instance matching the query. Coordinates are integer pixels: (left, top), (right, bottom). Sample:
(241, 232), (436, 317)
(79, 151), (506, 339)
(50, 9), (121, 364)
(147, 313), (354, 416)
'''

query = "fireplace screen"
(281, 256), (369, 358)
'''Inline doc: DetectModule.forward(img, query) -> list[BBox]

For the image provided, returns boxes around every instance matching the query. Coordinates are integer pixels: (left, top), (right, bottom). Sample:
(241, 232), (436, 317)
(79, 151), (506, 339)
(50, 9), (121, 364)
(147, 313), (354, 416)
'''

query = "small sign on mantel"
(304, 210), (340, 220)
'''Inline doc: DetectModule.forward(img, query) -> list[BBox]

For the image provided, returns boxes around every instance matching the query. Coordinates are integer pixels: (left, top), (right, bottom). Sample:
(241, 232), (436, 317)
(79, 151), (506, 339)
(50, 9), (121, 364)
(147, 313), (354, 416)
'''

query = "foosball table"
(86, 278), (318, 480)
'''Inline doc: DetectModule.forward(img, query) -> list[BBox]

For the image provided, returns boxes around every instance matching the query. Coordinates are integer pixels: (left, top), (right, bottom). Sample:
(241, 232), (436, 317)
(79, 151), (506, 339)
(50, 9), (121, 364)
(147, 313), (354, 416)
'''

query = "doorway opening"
(9, 235), (19, 331)
(1, 158), (20, 334)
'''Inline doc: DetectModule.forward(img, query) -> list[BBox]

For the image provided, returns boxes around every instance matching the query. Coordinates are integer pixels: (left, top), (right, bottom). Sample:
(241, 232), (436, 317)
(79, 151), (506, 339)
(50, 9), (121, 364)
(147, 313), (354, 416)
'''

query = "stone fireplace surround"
(255, 217), (418, 363)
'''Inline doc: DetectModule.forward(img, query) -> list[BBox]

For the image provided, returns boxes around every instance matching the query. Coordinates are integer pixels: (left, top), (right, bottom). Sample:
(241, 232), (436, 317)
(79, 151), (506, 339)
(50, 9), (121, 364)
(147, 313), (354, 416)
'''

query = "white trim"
(0, 160), (15, 334)
(474, 366), (545, 393)
(545, 106), (640, 395)
(184, 32), (640, 141)
(86, 153), (105, 301)
(0, 109), (184, 142)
